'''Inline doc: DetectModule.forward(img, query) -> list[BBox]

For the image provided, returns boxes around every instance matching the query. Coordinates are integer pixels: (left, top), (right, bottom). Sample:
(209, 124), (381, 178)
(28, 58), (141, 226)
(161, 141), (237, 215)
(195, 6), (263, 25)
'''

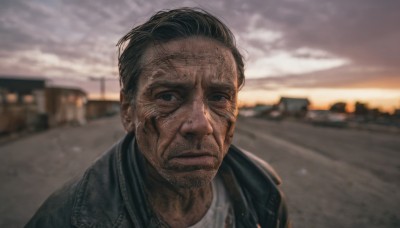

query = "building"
(0, 76), (88, 134)
(393, 109), (400, 118)
(45, 87), (87, 127)
(86, 99), (120, 119)
(0, 76), (46, 133)
(278, 97), (310, 117)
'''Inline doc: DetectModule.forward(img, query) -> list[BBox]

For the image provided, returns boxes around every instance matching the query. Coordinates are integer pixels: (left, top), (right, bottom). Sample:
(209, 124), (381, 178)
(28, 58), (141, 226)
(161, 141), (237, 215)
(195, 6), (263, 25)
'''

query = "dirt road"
(0, 116), (399, 227)
(234, 117), (400, 228)
(0, 117), (125, 227)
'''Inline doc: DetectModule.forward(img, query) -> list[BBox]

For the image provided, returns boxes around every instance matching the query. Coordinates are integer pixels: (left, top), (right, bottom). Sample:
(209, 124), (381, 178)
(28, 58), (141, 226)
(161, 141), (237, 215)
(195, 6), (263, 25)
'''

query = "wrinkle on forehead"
(140, 37), (238, 81)
(141, 60), (237, 89)
(143, 51), (232, 68)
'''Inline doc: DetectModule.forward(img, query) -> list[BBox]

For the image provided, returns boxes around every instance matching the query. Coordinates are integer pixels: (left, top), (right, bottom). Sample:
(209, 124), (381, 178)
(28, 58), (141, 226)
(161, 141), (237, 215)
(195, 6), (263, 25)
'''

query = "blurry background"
(0, 0), (399, 227)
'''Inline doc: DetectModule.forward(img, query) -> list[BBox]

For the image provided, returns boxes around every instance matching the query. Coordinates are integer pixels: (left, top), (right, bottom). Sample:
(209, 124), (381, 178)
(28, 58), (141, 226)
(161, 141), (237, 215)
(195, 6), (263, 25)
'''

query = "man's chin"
(162, 170), (217, 189)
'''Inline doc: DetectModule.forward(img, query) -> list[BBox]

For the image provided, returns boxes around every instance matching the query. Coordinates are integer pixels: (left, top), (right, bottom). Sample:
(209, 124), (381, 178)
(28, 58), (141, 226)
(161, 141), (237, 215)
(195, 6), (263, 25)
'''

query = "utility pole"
(89, 53), (119, 100)
(89, 77), (116, 100)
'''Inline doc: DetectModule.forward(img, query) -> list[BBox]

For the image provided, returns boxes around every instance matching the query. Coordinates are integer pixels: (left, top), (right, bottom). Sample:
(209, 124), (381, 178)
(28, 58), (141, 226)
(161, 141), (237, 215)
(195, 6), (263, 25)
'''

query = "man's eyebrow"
(208, 82), (237, 92)
(146, 80), (192, 91)
(145, 81), (236, 93)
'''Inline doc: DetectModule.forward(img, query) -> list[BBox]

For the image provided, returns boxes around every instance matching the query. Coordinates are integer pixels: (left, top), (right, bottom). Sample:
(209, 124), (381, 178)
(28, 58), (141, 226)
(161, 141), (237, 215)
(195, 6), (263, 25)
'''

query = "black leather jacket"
(26, 133), (290, 228)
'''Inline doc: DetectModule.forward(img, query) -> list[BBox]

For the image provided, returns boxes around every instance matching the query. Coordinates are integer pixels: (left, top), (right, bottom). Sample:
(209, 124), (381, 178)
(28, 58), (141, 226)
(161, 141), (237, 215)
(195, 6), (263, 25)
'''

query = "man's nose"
(180, 100), (213, 139)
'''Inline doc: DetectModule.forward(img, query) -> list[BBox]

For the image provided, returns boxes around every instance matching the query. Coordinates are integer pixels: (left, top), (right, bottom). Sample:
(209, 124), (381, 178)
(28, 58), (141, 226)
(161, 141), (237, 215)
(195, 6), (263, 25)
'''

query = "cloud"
(233, 0), (400, 69)
(245, 49), (348, 78)
(244, 65), (400, 90)
(0, 0), (398, 94)
(226, 0), (400, 89)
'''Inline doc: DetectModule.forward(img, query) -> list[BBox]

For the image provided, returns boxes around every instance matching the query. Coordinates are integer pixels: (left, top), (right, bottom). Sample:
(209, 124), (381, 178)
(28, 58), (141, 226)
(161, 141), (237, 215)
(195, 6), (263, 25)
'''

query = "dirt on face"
(125, 37), (239, 188)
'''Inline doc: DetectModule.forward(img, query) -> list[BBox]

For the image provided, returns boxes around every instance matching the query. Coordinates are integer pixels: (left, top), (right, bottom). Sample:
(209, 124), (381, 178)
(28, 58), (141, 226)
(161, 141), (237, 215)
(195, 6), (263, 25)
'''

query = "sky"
(1, 0), (399, 112)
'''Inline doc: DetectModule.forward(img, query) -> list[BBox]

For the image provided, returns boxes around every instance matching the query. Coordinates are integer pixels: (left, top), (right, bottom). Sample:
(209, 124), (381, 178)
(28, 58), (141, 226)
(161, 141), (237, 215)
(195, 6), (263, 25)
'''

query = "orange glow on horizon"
(88, 93), (120, 101)
(238, 88), (400, 113)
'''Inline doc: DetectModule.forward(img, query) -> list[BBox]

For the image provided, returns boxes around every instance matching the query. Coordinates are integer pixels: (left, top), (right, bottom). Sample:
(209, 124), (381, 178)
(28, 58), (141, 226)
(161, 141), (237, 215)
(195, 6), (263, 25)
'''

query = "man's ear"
(120, 91), (135, 133)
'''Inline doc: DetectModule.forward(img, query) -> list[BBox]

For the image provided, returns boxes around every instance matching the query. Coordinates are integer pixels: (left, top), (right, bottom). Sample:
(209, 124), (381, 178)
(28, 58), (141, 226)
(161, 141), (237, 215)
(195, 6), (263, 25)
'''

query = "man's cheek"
(226, 102), (238, 140)
(214, 110), (237, 150)
(137, 102), (161, 131)
(224, 119), (236, 151)
(135, 121), (155, 154)
(134, 104), (162, 149)
(212, 106), (237, 130)
(139, 108), (181, 154)
(209, 115), (234, 150)
(154, 115), (182, 151)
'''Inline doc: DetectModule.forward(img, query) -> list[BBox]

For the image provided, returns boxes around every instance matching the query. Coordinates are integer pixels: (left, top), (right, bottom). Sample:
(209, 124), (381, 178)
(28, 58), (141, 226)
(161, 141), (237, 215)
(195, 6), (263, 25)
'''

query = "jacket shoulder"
(230, 145), (282, 185)
(227, 145), (290, 228)
(25, 143), (126, 228)
(25, 177), (79, 228)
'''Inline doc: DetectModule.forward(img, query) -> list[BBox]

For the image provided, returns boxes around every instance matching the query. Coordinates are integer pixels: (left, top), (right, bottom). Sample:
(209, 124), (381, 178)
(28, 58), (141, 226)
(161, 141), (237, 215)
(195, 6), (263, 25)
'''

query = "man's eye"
(209, 93), (229, 102)
(156, 93), (178, 102)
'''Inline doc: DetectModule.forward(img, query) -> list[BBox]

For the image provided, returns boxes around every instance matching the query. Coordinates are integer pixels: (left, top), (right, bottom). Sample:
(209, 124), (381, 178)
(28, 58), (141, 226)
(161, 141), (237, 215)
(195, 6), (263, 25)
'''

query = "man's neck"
(143, 162), (213, 228)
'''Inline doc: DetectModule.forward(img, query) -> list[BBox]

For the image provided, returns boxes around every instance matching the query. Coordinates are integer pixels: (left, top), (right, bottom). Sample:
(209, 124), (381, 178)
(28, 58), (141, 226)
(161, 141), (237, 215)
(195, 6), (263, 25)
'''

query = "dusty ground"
(0, 115), (399, 227)
(234, 117), (400, 228)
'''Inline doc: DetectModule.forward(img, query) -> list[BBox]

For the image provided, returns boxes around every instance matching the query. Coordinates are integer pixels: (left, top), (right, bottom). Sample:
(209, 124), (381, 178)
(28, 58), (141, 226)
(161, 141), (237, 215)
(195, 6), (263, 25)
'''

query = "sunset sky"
(1, 0), (399, 112)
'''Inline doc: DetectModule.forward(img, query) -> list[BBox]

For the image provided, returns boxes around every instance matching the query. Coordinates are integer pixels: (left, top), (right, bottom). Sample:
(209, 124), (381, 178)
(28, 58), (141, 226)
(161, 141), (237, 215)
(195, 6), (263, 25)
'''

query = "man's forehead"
(143, 50), (233, 67)
(140, 66), (237, 89)
(142, 37), (236, 68)
(139, 37), (238, 86)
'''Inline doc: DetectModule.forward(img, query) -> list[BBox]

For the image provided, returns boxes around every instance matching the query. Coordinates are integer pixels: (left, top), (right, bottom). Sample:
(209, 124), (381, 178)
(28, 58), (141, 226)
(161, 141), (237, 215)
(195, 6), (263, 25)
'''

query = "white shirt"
(188, 174), (235, 228)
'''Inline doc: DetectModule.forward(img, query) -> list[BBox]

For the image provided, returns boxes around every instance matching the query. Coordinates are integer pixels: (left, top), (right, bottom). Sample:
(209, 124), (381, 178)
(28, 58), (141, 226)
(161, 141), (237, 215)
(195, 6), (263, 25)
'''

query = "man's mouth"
(169, 151), (217, 168)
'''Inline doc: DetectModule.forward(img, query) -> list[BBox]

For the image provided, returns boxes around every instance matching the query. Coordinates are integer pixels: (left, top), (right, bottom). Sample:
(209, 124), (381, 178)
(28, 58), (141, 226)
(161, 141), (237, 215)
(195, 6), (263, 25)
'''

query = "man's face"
(127, 36), (238, 188)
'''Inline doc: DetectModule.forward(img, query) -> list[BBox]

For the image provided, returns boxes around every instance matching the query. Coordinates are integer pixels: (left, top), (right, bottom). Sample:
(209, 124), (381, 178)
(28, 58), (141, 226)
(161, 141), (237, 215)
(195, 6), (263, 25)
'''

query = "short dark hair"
(117, 7), (245, 103)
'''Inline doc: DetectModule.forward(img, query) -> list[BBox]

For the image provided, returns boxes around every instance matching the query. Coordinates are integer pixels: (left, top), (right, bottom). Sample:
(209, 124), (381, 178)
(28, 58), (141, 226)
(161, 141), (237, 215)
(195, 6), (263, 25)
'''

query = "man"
(26, 8), (290, 228)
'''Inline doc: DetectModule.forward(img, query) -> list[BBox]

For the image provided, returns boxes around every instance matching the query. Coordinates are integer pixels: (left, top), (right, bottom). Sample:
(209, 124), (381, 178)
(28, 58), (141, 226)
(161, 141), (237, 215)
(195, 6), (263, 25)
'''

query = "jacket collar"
(71, 133), (280, 227)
